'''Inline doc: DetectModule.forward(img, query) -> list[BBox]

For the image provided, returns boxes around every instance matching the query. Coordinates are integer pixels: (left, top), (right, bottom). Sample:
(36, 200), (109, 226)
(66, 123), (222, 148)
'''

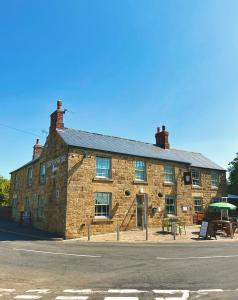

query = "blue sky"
(1, 0), (238, 178)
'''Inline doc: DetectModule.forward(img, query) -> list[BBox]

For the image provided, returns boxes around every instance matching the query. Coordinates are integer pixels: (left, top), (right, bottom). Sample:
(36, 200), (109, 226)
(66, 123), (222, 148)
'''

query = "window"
(211, 173), (219, 187)
(96, 157), (111, 178)
(37, 195), (44, 219)
(13, 174), (20, 190)
(164, 165), (175, 183)
(95, 192), (111, 218)
(191, 169), (200, 186)
(24, 197), (31, 213)
(193, 197), (203, 212)
(39, 163), (46, 184)
(27, 168), (33, 187)
(165, 196), (176, 215)
(134, 160), (146, 181)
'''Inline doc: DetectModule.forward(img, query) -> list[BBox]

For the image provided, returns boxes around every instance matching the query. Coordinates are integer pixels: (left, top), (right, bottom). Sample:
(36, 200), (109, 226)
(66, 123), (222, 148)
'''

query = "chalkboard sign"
(199, 221), (208, 238)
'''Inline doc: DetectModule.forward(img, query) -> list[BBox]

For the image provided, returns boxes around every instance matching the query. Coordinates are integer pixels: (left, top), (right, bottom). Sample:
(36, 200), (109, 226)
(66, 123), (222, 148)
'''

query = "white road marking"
(0, 288), (16, 292)
(105, 298), (139, 300)
(26, 289), (49, 294)
(14, 248), (101, 258)
(197, 289), (223, 293)
(64, 290), (92, 294)
(157, 254), (238, 260)
(14, 296), (42, 299)
(108, 290), (147, 294)
(56, 297), (88, 300)
(154, 290), (190, 300)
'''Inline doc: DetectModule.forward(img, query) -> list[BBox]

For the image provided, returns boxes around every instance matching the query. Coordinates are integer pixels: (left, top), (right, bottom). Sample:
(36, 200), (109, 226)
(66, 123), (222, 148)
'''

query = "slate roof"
(57, 128), (225, 171)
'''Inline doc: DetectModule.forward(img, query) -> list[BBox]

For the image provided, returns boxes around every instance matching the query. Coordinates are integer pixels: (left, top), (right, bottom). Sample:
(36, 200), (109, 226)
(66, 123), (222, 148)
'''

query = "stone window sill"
(93, 177), (113, 183)
(93, 217), (113, 223)
(163, 182), (175, 186)
(133, 180), (148, 185)
(192, 185), (202, 189)
(211, 186), (218, 190)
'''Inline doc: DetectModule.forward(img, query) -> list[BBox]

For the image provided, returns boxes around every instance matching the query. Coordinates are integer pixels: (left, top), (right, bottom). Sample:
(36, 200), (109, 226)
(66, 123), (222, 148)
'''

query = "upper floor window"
(95, 192), (112, 218)
(193, 197), (203, 212)
(165, 195), (176, 215)
(39, 163), (46, 184)
(13, 174), (20, 190)
(211, 173), (219, 187)
(134, 160), (146, 181)
(27, 168), (33, 187)
(164, 165), (175, 183)
(191, 169), (200, 186)
(96, 157), (111, 178)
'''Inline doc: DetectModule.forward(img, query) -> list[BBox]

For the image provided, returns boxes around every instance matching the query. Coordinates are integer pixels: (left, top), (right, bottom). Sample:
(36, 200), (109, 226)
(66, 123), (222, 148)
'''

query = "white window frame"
(211, 172), (219, 188)
(39, 163), (46, 184)
(134, 160), (146, 181)
(96, 157), (111, 179)
(37, 195), (44, 220)
(95, 192), (112, 218)
(191, 169), (200, 186)
(165, 195), (176, 215)
(164, 165), (175, 183)
(193, 197), (203, 213)
(27, 168), (33, 187)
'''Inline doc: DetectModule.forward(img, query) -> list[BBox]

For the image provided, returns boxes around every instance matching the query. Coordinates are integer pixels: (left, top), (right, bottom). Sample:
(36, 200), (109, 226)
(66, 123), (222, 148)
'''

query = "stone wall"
(9, 132), (68, 237)
(65, 147), (226, 238)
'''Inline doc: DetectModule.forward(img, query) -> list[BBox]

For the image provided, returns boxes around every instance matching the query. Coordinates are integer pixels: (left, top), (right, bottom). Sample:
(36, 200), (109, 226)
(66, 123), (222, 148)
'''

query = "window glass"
(39, 163), (46, 184)
(14, 174), (20, 190)
(37, 195), (44, 219)
(193, 197), (203, 212)
(27, 168), (33, 187)
(95, 192), (111, 217)
(96, 157), (111, 178)
(211, 173), (219, 187)
(24, 197), (31, 213)
(134, 161), (146, 181)
(191, 170), (200, 186)
(165, 196), (176, 215)
(164, 165), (175, 183)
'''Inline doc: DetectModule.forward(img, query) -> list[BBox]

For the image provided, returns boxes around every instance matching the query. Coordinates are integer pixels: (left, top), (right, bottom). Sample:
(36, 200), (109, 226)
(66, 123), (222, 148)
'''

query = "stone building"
(9, 101), (226, 238)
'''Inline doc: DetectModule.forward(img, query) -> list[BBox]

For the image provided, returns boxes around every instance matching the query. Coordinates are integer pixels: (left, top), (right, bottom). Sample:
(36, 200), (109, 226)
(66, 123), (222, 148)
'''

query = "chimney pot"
(155, 125), (170, 149)
(57, 100), (62, 110)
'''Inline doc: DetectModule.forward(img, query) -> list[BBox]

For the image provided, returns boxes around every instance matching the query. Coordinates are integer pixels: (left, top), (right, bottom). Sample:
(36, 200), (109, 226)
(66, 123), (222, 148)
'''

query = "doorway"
(136, 194), (146, 228)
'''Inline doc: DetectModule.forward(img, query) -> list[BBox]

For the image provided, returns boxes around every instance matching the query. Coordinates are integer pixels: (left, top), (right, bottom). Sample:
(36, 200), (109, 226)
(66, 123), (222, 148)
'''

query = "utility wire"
(0, 123), (44, 138)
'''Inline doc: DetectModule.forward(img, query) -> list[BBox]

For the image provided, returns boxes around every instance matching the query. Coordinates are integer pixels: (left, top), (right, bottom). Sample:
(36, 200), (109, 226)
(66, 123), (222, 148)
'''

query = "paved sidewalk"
(0, 219), (63, 241)
(73, 225), (238, 243)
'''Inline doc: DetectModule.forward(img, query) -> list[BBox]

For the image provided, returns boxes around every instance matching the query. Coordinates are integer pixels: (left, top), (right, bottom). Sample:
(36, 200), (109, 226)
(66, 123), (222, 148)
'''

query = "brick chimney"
(49, 100), (64, 133)
(155, 125), (170, 149)
(33, 138), (43, 159)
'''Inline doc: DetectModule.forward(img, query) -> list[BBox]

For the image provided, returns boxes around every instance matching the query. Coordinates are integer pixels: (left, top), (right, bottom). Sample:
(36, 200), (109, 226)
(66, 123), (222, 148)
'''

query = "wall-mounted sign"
(184, 171), (192, 185)
(46, 155), (67, 173)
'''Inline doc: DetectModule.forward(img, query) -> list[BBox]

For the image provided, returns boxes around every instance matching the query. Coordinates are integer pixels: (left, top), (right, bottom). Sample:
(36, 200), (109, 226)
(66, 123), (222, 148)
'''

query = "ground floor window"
(165, 196), (176, 215)
(37, 195), (44, 220)
(193, 197), (203, 212)
(95, 192), (111, 217)
(24, 197), (30, 213)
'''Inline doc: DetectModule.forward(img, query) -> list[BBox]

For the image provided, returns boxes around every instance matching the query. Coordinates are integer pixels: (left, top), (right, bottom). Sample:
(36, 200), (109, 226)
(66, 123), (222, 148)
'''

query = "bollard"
(117, 223), (120, 241)
(88, 224), (91, 241)
(171, 222), (176, 240)
(145, 224), (148, 241)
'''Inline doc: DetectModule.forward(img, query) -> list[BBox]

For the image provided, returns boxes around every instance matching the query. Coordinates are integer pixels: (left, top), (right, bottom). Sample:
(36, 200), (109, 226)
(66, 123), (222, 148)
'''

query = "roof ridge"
(58, 127), (155, 146)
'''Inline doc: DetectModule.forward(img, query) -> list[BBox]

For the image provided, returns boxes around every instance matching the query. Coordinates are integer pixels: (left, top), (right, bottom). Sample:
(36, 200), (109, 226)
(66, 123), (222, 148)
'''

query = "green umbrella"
(208, 202), (236, 221)
(208, 202), (236, 210)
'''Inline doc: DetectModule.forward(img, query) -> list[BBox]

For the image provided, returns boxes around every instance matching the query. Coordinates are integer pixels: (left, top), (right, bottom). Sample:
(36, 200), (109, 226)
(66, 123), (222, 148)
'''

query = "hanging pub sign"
(184, 171), (192, 185)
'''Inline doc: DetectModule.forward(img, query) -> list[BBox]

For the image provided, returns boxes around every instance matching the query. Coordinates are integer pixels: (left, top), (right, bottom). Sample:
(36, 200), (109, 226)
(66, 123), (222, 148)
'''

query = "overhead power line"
(0, 123), (45, 138)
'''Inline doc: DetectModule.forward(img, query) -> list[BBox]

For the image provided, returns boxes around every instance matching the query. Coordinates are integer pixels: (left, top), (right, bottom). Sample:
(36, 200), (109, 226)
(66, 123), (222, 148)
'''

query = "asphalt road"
(1, 231), (238, 299)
